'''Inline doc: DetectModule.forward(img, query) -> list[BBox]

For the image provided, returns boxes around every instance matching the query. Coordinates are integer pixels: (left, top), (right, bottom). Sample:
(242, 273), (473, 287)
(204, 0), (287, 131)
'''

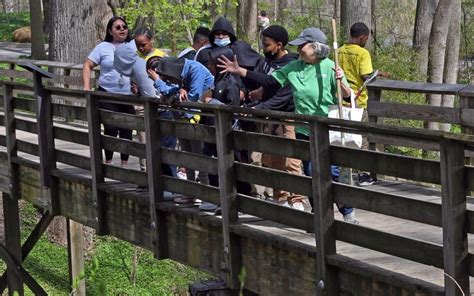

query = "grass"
(0, 202), (211, 295)
(0, 12), (29, 41)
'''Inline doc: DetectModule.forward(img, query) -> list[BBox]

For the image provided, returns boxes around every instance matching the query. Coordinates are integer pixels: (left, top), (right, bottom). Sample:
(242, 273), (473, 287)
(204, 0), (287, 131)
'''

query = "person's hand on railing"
(131, 82), (139, 94)
(179, 88), (188, 101)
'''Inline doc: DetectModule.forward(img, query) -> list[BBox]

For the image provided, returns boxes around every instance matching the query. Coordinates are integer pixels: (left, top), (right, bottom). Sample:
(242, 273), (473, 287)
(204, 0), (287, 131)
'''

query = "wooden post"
(33, 74), (59, 215)
(144, 101), (168, 259)
(86, 94), (107, 235)
(214, 108), (241, 290)
(309, 120), (338, 295)
(459, 92), (474, 166)
(67, 220), (86, 295)
(367, 86), (382, 152)
(3, 83), (24, 295)
(440, 139), (469, 296)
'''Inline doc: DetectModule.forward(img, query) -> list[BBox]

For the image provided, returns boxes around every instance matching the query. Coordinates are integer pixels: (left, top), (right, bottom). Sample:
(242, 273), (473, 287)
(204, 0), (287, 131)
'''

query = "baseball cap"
(288, 27), (327, 46)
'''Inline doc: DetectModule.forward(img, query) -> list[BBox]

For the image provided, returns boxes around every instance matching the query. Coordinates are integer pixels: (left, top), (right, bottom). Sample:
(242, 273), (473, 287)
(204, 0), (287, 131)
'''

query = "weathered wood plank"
(214, 109), (241, 289)
(237, 194), (313, 232)
(54, 126), (89, 146)
(52, 103), (87, 121)
(144, 101), (167, 259)
(100, 109), (143, 130)
(159, 119), (216, 143)
(333, 183), (442, 227)
(440, 140), (469, 295)
(233, 130), (309, 161)
(2, 83), (24, 294)
(234, 162), (311, 197)
(309, 120), (338, 295)
(368, 80), (465, 94)
(368, 101), (465, 125)
(86, 94), (107, 235)
(331, 146), (441, 184)
(335, 221), (444, 269)
(367, 133), (440, 151)
(55, 150), (90, 170)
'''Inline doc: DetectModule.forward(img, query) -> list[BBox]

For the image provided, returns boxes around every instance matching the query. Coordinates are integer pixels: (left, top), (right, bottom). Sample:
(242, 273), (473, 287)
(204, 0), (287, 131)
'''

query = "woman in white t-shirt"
(82, 16), (136, 167)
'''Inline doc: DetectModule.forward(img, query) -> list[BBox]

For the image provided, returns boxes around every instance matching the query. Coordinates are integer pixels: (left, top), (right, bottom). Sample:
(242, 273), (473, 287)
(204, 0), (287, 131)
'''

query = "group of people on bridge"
(82, 15), (389, 224)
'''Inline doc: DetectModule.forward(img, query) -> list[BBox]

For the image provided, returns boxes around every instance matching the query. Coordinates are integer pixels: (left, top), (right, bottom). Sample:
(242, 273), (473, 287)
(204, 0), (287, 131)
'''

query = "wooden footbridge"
(0, 58), (473, 295)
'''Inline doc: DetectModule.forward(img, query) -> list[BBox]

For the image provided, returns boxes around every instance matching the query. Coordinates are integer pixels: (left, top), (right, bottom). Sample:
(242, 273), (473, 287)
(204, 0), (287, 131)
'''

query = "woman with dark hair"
(82, 16), (136, 167)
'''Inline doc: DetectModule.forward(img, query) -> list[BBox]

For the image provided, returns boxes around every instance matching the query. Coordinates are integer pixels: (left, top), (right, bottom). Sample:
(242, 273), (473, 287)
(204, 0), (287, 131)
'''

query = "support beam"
(67, 220), (86, 295)
(0, 244), (47, 296)
(0, 211), (53, 293)
(440, 140), (469, 296)
(215, 109), (241, 290)
(309, 121), (339, 295)
(86, 94), (107, 235)
(3, 83), (23, 295)
(144, 101), (168, 259)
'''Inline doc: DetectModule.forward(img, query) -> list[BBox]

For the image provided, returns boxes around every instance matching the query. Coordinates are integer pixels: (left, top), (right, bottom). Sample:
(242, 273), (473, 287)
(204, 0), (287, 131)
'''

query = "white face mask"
(214, 37), (231, 47)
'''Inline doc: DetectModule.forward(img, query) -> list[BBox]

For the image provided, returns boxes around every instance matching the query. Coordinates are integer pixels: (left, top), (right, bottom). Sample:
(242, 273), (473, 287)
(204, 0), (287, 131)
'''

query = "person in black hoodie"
(245, 25), (305, 209)
(196, 17), (263, 94)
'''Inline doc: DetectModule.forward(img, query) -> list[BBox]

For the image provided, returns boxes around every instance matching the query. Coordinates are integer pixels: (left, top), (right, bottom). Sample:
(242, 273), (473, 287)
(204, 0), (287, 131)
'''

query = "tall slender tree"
(413, 0), (438, 77)
(340, 0), (372, 49)
(426, 0), (458, 130)
(29, 0), (46, 59)
(236, 0), (257, 44)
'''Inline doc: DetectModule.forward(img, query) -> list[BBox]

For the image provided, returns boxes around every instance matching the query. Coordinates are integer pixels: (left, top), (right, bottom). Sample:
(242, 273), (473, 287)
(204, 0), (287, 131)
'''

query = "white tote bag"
(328, 92), (364, 148)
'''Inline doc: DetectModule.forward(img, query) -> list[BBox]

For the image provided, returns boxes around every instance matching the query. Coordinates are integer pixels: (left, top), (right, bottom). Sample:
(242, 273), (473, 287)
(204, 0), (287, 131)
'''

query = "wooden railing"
(368, 79), (474, 155)
(0, 70), (473, 295)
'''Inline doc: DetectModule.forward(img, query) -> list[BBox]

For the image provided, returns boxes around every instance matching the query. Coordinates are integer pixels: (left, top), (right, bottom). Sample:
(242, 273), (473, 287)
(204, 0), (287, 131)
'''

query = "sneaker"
(358, 173), (377, 187)
(199, 202), (218, 211)
(343, 211), (360, 224)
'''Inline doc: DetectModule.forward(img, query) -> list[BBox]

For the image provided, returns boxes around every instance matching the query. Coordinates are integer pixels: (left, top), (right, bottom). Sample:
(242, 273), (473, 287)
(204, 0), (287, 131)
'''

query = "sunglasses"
(114, 25), (128, 30)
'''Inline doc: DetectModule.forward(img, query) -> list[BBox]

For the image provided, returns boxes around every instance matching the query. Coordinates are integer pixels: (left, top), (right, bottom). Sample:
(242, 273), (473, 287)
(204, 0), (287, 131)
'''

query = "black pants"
(98, 87), (135, 162)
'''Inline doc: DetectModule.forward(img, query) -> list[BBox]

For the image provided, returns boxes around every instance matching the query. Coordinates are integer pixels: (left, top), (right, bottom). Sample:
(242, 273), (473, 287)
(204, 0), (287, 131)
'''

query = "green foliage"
(85, 237), (211, 295)
(0, 203), (210, 295)
(118, 0), (238, 52)
(372, 45), (427, 158)
(0, 12), (29, 41)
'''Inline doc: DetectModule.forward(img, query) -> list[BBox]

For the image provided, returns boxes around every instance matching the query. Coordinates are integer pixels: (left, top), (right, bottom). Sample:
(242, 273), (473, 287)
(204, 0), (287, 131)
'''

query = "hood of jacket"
(113, 43), (138, 77)
(210, 17), (236, 45)
(154, 57), (185, 82)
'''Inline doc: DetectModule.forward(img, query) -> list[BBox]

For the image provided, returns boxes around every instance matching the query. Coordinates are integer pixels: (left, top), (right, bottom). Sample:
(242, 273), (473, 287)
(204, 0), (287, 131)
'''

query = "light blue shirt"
(87, 41), (137, 94)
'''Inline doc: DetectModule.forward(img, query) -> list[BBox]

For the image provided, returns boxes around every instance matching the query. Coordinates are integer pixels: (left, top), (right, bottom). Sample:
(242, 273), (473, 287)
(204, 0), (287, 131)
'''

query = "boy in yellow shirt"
(338, 22), (389, 186)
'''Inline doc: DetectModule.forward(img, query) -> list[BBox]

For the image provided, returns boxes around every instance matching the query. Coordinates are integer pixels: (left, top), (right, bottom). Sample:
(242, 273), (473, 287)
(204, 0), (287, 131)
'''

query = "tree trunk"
(440, 0), (461, 132)
(49, 0), (111, 63)
(413, 0), (438, 77)
(29, 0), (46, 59)
(236, 0), (257, 45)
(340, 0), (372, 49)
(426, 0), (455, 131)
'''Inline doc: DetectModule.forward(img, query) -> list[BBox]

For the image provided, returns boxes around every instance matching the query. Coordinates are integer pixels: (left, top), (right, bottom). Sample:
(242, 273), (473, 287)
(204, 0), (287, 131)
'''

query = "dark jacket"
(251, 52), (298, 112)
(196, 17), (263, 93)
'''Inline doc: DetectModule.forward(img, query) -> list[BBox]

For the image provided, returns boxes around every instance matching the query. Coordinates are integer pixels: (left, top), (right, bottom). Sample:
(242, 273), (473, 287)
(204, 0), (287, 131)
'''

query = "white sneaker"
(343, 211), (359, 224)
(292, 201), (305, 211)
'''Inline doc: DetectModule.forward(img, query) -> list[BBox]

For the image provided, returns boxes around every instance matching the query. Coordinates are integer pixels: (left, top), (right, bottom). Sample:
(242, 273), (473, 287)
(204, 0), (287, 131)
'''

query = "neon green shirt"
(272, 58), (348, 136)
(338, 44), (373, 109)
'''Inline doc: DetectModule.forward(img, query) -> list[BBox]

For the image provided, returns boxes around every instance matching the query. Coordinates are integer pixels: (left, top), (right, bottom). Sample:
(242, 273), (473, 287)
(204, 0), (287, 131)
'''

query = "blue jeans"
(296, 133), (353, 216)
